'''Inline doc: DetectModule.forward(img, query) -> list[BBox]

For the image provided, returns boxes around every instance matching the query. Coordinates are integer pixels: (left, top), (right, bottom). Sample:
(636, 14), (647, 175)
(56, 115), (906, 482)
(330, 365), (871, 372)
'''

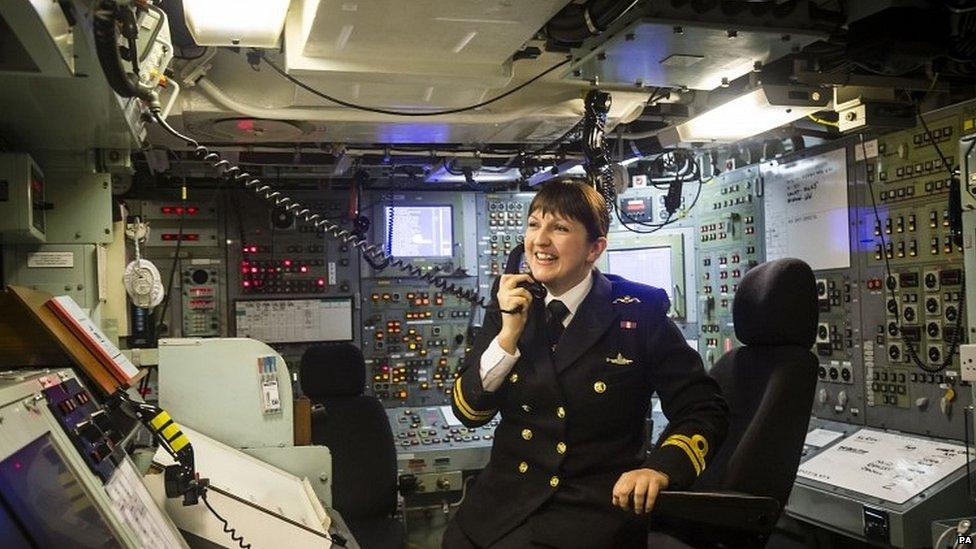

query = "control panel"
(693, 165), (764, 367)
(230, 195), (358, 297)
(0, 369), (185, 548)
(474, 192), (533, 300)
(227, 191), (361, 365)
(812, 270), (864, 425)
(127, 198), (225, 340)
(855, 104), (970, 440)
(362, 279), (475, 407)
(387, 405), (496, 476)
(45, 376), (126, 481)
(180, 260), (222, 337)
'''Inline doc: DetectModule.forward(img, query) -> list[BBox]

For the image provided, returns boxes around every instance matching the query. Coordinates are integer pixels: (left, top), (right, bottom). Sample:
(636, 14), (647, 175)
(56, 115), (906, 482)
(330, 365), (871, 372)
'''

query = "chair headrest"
(300, 343), (366, 398)
(733, 258), (818, 347)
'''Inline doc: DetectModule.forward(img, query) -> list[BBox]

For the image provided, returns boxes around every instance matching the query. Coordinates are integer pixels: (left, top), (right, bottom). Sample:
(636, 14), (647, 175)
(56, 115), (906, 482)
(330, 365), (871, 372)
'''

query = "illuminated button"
(556, 406), (566, 419)
(509, 373), (519, 383)
(521, 429), (533, 441)
(556, 442), (567, 454)
(549, 476), (560, 488)
(518, 462), (529, 474)
(593, 381), (607, 394)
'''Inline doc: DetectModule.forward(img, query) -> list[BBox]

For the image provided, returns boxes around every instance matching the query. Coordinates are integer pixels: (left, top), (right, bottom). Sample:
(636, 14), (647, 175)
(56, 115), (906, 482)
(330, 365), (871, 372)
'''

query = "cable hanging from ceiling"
(260, 53), (571, 117)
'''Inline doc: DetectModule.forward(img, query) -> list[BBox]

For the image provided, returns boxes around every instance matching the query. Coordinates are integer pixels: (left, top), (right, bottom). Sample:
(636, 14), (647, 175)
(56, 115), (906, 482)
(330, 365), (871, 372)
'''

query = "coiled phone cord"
(150, 109), (492, 309)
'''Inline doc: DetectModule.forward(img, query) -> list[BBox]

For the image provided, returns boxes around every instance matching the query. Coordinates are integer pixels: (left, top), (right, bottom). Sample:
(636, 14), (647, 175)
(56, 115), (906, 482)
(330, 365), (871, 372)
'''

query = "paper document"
(797, 429), (968, 504)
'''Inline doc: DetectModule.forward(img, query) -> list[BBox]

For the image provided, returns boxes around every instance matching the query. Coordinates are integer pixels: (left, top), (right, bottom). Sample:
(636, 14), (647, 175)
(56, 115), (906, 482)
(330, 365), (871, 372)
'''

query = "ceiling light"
(660, 85), (831, 145)
(183, 0), (291, 48)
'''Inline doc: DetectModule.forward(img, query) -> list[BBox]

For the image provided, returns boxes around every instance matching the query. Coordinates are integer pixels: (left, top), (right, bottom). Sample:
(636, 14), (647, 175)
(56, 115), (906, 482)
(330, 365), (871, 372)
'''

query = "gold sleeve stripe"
(661, 438), (702, 476)
(662, 434), (708, 476)
(452, 378), (494, 420)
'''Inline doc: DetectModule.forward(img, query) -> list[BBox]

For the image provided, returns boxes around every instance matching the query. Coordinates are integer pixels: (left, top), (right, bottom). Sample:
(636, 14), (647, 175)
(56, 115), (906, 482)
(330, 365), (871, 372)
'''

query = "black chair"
(650, 258), (820, 548)
(300, 344), (405, 549)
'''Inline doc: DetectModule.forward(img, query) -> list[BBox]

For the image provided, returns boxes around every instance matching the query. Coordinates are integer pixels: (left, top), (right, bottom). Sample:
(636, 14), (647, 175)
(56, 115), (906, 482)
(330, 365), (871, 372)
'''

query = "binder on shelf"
(45, 295), (139, 384)
(0, 286), (142, 395)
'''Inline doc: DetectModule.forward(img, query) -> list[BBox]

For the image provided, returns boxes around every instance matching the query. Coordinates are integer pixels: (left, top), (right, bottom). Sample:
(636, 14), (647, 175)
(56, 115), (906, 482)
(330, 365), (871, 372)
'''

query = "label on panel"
(763, 147), (851, 270)
(27, 251), (74, 268)
(797, 428), (968, 504)
(235, 298), (353, 343)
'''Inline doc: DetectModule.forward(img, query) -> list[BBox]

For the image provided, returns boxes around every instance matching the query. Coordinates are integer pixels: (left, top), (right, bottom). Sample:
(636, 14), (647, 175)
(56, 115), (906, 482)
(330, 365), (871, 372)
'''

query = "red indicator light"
(300, 265), (309, 273)
(161, 206), (173, 214)
(316, 278), (325, 286)
(243, 281), (251, 288)
(187, 207), (199, 215)
(283, 259), (292, 267)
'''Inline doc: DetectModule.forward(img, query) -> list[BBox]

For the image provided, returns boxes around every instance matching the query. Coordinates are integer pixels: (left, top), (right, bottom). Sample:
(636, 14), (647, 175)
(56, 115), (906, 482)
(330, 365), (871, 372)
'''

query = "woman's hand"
(496, 273), (535, 352)
(611, 468), (670, 514)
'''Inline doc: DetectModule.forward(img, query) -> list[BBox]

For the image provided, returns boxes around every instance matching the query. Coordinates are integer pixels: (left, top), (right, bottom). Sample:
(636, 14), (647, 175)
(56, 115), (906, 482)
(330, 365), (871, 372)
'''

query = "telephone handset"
(499, 243), (546, 314)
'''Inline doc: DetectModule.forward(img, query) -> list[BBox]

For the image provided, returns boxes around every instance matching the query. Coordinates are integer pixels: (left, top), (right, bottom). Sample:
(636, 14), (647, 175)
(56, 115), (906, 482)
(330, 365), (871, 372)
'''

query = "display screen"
(762, 147), (850, 270)
(606, 247), (674, 298)
(235, 298), (355, 343)
(384, 205), (453, 257)
(0, 435), (119, 548)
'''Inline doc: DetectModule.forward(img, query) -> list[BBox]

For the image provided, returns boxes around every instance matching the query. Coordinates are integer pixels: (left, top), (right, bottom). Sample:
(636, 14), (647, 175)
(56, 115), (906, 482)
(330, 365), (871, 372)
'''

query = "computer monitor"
(606, 246), (675, 299)
(0, 434), (118, 548)
(384, 205), (453, 258)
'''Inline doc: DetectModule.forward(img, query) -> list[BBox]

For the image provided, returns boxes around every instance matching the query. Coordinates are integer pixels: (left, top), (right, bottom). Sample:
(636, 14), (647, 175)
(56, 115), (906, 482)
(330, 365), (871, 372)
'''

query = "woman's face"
(524, 209), (607, 296)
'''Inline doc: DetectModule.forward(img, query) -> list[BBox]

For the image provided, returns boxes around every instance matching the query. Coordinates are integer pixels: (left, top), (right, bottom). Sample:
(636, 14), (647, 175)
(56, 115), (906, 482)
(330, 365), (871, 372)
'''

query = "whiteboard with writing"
(762, 147), (851, 270)
(235, 298), (353, 343)
(796, 429), (969, 504)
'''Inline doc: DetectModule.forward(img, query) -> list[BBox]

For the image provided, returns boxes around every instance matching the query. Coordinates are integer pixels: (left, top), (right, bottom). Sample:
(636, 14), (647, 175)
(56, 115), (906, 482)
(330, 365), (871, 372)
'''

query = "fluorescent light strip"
(675, 88), (825, 143)
(183, 0), (290, 48)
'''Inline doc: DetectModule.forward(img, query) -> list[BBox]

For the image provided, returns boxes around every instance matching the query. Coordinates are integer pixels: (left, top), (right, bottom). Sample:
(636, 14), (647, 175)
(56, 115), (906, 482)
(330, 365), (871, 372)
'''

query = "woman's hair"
(528, 179), (610, 242)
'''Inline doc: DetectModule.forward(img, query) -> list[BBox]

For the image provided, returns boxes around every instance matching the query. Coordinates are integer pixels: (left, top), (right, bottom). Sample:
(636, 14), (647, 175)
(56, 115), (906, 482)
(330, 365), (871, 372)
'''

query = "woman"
(445, 180), (729, 548)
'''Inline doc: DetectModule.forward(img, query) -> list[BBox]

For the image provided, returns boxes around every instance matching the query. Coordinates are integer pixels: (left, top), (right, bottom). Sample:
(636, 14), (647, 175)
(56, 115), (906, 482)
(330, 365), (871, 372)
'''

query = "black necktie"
(546, 300), (570, 350)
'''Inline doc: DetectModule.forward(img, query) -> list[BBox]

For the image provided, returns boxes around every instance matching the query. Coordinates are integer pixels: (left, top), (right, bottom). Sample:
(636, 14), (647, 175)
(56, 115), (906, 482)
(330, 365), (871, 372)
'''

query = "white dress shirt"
(479, 270), (594, 391)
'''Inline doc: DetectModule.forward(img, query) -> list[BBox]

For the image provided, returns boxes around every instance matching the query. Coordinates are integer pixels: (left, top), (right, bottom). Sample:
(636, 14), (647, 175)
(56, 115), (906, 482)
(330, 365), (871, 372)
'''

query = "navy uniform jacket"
(450, 270), (729, 548)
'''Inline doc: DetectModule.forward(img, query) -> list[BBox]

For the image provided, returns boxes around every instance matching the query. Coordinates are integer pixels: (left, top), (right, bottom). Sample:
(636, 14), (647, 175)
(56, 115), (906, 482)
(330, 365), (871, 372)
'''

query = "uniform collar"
(544, 269), (593, 318)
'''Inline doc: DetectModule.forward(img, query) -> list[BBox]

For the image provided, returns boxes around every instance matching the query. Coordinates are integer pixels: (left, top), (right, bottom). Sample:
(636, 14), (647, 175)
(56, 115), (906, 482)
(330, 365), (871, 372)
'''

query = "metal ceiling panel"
(568, 19), (826, 91)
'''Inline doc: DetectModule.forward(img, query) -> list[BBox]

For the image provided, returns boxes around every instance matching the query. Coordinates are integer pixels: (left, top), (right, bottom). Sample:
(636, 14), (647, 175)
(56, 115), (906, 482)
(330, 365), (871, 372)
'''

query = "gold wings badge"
(606, 353), (634, 366)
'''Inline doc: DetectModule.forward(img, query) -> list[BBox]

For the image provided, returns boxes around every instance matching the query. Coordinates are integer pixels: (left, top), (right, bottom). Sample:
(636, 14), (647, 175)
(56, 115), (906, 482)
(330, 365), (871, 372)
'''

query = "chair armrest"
(651, 491), (780, 534)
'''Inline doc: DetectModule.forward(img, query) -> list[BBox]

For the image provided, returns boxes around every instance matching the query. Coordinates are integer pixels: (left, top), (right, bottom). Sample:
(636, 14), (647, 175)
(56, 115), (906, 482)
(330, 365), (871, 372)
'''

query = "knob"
(818, 388), (828, 405)
(915, 397), (929, 409)
(437, 477), (452, 490)
(837, 391), (848, 407)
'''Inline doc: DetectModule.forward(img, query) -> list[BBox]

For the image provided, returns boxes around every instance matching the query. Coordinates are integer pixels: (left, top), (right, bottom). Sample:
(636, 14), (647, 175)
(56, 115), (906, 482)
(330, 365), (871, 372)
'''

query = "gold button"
(521, 404), (532, 413)
(549, 476), (560, 488)
(556, 406), (566, 419)
(593, 381), (607, 394)
(518, 461), (529, 473)
(521, 429), (533, 440)
(556, 442), (566, 454)
(509, 373), (519, 383)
